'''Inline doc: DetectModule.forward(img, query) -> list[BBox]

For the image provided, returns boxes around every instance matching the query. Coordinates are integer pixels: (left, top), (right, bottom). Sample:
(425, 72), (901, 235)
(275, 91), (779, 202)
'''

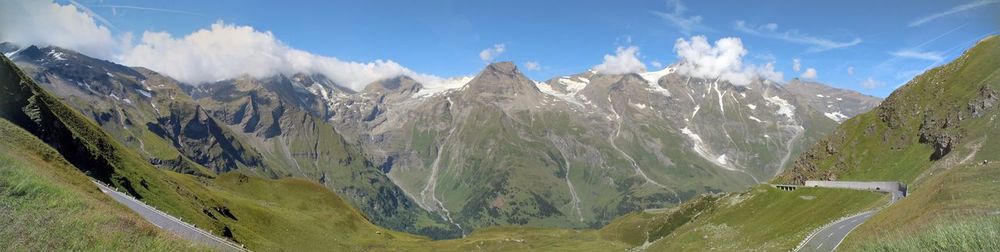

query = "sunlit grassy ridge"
(859, 215), (1000, 252)
(645, 186), (884, 251)
(0, 119), (201, 251)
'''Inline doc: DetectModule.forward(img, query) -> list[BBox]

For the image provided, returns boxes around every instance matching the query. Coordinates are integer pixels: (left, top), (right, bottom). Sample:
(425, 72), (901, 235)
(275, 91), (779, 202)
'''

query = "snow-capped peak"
(638, 66), (675, 84)
(639, 67), (675, 97)
(412, 76), (474, 98)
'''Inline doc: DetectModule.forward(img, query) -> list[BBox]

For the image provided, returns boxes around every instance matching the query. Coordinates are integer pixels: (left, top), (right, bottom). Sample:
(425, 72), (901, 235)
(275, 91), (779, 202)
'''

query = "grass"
(859, 216), (1000, 252)
(647, 185), (886, 251)
(0, 119), (203, 251)
(598, 194), (721, 246)
(841, 161), (1000, 250)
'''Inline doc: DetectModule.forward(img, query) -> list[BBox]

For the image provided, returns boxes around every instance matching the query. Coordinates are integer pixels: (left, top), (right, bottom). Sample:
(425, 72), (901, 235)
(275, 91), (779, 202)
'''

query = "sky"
(1, 0), (998, 97)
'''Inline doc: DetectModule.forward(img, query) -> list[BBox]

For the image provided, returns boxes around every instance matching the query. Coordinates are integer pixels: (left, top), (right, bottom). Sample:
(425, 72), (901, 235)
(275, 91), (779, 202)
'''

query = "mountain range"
(1, 41), (879, 237)
(3, 34), (999, 251)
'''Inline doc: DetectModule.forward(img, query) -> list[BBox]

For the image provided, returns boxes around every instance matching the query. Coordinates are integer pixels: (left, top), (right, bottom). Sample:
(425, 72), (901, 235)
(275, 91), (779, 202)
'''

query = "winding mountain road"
(93, 181), (246, 251)
(796, 192), (903, 252)
(797, 211), (876, 252)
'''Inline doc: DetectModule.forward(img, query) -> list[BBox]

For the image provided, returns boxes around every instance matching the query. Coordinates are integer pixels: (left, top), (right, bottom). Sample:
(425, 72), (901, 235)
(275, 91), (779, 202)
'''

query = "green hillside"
(0, 119), (199, 250)
(614, 34), (1000, 250)
(0, 52), (419, 251)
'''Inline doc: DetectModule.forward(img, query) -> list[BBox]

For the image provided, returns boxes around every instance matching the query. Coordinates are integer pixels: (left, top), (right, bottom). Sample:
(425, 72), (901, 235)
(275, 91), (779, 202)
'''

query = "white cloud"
(734, 21), (862, 52)
(593, 46), (646, 74)
(479, 43), (505, 62)
(2, 1), (464, 92)
(0, 0), (121, 59)
(792, 58), (801, 72)
(651, 0), (710, 34)
(860, 77), (884, 89)
(119, 22), (454, 90)
(650, 60), (663, 69)
(909, 0), (1000, 27)
(753, 62), (785, 83)
(673, 36), (784, 85)
(801, 68), (818, 79)
(847, 66), (855, 76)
(889, 49), (944, 62)
(524, 61), (541, 71)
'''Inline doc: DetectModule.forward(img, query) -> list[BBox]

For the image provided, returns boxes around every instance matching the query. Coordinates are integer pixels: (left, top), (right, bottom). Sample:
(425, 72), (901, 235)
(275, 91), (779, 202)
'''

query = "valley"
(1, 0), (997, 250)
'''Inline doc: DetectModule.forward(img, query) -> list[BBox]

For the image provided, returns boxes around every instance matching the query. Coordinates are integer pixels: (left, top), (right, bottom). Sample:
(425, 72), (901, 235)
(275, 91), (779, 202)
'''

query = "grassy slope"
(636, 35), (1000, 250)
(858, 215), (1000, 251)
(842, 162), (1000, 250)
(829, 36), (1000, 249)
(647, 186), (884, 251)
(0, 119), (201, 251)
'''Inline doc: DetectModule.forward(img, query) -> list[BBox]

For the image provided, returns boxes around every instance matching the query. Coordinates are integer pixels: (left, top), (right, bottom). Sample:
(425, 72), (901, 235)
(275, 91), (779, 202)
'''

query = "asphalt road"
(797, 192), (903, 252)
(797, 211), (876, 252)
(93, 181), (245, 251)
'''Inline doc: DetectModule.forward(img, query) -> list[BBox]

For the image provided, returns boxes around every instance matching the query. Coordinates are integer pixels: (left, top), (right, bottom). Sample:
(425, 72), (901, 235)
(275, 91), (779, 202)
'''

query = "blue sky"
(12, 0), (1000, 96)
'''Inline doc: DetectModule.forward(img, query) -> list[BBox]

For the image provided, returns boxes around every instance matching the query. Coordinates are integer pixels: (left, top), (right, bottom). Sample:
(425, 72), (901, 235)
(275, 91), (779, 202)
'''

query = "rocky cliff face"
(779, 36), (1000, 184)
(318, 61), (880, 231)
(8, 45), (460, 239)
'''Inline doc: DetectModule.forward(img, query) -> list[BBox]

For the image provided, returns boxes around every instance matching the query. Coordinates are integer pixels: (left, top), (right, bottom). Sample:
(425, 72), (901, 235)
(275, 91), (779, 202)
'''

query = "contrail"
(909, 0), (1000, 27)
(68, 0), (117, 30)
(94, 5), (204, 17)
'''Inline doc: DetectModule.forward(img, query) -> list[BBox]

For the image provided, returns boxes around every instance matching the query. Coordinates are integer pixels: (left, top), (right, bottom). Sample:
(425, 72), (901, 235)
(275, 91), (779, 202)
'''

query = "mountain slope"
(321, 61), (879, 232)
(0, 119), (197, 251)
(7, 46), (458, 238)
(0, 51), (440, 251)
(0, 51), (637, 251)
(612, 34), (1000, 251)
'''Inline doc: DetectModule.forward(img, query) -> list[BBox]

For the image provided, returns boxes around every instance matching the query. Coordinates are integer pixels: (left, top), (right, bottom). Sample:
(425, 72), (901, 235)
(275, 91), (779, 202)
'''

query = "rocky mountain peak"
(0, 42), (20, 55)
(463, 61), (541, 98)
(485, 61), (518, 74)
(363, 75), (422, 94)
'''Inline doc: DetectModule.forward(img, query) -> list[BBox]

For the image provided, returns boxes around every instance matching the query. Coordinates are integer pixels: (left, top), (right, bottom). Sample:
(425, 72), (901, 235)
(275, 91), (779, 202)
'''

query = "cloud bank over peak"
(119, 22), (432, 90)
(0, 0), (121, 59)
(593, 46), (647, 74)
(673, 36), (783, 85)
(2, 0), (458, 91)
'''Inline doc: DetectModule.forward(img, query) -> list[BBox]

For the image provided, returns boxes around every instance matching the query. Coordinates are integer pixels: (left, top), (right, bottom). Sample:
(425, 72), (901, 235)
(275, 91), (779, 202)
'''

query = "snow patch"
(639, 67), (674, 97)
(763, 95), (795, 120)
(632, 103), (648, 109)
(413, 76), (473, 98)
(558, 77), (589, 93)
(716, 154), (728, 165)
(135, 89), (152, 98)
(824, 111), (850, 123)
(537, 81), (584, 106)
(713, 81), (725, 113)
(815, 94), (825, 98)
(681, 127), (738, 171)
(47, 50), (66, 60)
(748, 116), (763, 123)
(746, 104), (756, 110)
